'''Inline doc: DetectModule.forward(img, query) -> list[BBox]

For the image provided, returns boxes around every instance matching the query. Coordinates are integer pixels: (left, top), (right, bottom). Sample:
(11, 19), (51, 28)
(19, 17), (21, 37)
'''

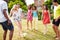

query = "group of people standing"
(0, 0), (60, 40)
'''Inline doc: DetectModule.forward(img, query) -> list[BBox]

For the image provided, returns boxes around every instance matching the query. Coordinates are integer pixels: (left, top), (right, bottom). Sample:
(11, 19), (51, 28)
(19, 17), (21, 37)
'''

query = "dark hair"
(53, 0), (58, 3)
(33, 6), (37, 10)
(45, 5), (48, 10)
(28, 5), (32, 10)
(4, 0), (9, 3)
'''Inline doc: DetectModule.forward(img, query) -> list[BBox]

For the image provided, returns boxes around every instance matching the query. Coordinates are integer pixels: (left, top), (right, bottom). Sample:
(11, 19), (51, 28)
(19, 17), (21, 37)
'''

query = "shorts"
(13, 18), (21, 21)
(33, 17), (38, 21)
(0, 21), (14, 31)
(13, 17), (21, 22)
(52, 19), (60, 26)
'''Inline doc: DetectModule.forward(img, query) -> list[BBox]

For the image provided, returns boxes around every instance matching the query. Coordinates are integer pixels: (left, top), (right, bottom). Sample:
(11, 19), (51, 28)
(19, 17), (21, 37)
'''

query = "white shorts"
(33, 17), (38, 21)
(12, 17), (21, 22)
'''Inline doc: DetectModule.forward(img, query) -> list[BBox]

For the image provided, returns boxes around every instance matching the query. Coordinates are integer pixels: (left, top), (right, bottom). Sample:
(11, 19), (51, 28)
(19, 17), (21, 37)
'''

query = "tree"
(8, 0), (27, 12)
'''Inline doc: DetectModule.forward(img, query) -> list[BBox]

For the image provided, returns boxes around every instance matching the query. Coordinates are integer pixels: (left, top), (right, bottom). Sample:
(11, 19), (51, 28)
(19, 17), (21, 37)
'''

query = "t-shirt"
(54, 5), (60, 19)
(32, 10), (38, 17)
(18, 8), (22, 17)
(0, 1), (8, 22)
(12, 8), (22, 19)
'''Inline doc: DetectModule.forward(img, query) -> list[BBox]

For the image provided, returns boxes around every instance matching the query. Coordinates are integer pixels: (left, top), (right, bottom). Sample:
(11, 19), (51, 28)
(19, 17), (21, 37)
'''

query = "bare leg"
(3, 30), (7, 40)
(53, 24), (60, 38)
(18, 21), (22, 34)
(30, 21), (32, 29)
(27, 20), (29, 30)
(33, 19), (35, 29)
(43, 24), (48, 34)
(9, 30), (14, 40)
(16, 21), (23, 35)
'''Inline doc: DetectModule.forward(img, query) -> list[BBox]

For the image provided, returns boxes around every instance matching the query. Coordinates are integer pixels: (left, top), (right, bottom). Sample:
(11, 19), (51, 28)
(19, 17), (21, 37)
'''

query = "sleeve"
(2, 2), (8, 10)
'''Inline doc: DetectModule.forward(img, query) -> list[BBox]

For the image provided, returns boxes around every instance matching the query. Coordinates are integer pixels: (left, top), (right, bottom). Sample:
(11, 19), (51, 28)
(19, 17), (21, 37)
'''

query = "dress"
(27, 10), (33, 21)
(43, 10), (50, 24)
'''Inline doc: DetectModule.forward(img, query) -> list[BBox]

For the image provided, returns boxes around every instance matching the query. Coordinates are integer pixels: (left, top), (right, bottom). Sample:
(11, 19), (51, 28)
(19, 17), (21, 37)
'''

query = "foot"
(55, 37), (60, 40)
(54, 36), (57, 38)
(34, 28), (38, 30)
(43, 30), (47, 35)
(19, 34), (24, 37)
(19, 33), (27, 37)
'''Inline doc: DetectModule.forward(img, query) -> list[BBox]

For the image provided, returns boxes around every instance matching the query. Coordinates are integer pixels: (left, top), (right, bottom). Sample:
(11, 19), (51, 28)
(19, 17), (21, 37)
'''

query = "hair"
(17, 3), (21, 7)
(11, 4), (17, 11)
(53, 0), (58, 3)
(45, 5), (48, 10)
(28, 5), (32, 10)
(32, 6), (37, 10)
(4, 0), (9, 2)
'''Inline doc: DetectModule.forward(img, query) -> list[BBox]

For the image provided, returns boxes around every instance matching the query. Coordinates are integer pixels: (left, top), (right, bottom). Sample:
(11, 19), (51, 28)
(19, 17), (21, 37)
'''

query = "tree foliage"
(8, 0), (27, 12)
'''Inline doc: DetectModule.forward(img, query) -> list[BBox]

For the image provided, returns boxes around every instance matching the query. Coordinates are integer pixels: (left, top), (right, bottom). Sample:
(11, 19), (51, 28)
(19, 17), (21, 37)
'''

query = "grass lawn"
(0, 19), (58, 40)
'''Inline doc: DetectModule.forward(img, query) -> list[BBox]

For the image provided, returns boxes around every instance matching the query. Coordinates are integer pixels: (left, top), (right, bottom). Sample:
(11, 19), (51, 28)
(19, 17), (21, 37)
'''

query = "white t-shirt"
(12, 8), (22, 20)
(0, 1), (8, 22)
(18, 8), (22, 17)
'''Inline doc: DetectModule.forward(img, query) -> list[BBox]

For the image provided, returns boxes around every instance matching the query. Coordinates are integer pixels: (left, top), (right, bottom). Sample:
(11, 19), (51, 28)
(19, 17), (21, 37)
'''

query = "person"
(42, 5), (50, 34)
(52, 0), (60, 39)
(32, 6), (38, 30)
(27, 5), (33, 30)
(0, 0), (14, 40)
(10, 4), (25, 37)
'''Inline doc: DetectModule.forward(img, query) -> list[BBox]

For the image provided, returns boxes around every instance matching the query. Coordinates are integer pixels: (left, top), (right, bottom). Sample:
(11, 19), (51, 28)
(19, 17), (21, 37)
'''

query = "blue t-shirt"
(32, 10), (38, 17)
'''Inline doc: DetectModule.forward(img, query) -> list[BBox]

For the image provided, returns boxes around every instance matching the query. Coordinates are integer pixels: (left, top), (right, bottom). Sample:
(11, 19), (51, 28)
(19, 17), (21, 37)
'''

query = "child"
(42, 5), (50, 34)
(27, 5), (33, 30)
(32, 6), (38, 30)
(10, 4), (24, 37)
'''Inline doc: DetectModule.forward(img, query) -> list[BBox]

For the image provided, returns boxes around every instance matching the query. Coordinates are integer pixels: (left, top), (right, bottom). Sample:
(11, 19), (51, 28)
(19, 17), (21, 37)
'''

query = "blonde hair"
(11, 4), (17, 11)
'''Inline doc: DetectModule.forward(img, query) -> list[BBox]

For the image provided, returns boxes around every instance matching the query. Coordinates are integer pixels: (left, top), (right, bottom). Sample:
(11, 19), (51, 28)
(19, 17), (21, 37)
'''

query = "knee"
(53, 26), (55, 29)
(4, 30), (7, 33)
(10, 29), (14, 33)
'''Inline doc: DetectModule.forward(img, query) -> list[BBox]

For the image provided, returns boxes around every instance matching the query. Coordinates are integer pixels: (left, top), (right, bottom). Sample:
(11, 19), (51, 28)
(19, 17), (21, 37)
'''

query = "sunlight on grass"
(0, 19), (57, 40)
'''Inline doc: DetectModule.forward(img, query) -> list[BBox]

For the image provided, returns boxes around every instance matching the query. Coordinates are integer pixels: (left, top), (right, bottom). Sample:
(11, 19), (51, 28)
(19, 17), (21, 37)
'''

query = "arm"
(10, 9), (13, 17)
(21, 12), (24, 18)
(48, 10), (51, 19)
(3, 9), (10, 20)
(19, 9), (24, 18)
(2, 2), (11, 25)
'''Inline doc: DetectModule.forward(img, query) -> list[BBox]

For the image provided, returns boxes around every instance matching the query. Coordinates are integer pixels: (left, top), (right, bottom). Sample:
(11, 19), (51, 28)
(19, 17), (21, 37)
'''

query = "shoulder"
(1, 1), (7, 5)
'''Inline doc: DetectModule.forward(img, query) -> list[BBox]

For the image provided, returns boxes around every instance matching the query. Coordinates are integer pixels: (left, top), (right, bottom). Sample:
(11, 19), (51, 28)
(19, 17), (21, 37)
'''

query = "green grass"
(0, 19), (57, 40)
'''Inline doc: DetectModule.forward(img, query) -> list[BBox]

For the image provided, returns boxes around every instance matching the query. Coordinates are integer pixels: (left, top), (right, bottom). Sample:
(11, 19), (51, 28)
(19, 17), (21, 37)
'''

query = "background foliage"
(8, 0), (27, 12)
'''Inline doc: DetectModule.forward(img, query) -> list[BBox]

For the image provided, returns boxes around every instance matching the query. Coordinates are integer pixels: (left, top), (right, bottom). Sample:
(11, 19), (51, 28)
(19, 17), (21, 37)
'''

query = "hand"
(55, 19), (58, 22)
(7, 20), (12, 25)
(58, 16), (60, 19)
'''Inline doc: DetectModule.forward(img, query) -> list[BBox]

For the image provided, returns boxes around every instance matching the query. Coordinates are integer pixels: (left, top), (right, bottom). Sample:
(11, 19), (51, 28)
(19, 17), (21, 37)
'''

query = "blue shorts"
(0, 21), (14, 31)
